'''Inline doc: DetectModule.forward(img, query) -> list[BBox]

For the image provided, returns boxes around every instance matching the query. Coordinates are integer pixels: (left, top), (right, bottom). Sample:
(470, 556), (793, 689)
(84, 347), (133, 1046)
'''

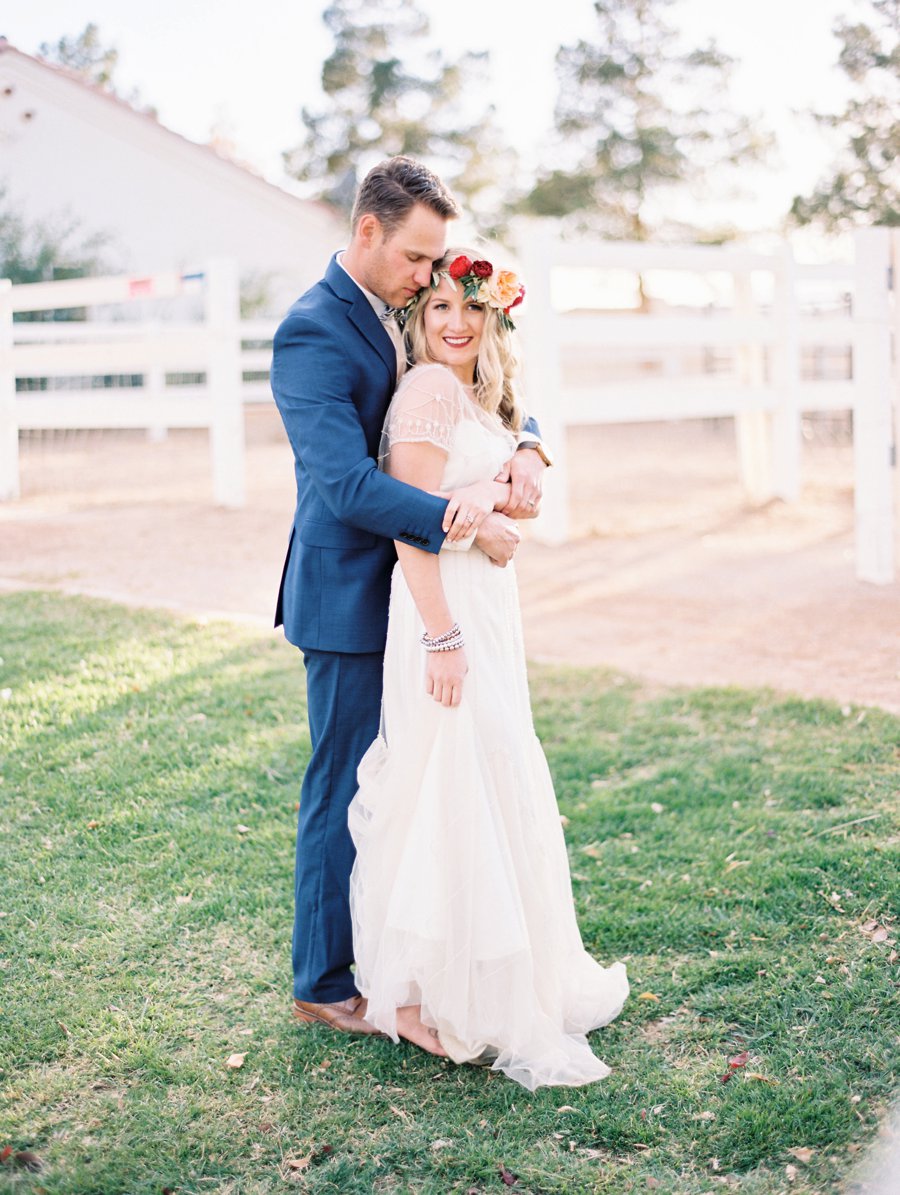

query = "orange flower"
(488, 270), (522, 310)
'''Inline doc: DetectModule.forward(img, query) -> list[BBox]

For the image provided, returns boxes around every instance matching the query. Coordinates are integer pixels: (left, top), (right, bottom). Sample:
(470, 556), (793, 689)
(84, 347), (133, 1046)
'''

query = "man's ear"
(356, 213), (383, 249)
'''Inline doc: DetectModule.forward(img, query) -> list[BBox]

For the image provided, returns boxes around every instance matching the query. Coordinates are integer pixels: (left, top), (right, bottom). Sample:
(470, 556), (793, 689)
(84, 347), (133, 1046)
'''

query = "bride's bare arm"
(390, 441), (469, 706)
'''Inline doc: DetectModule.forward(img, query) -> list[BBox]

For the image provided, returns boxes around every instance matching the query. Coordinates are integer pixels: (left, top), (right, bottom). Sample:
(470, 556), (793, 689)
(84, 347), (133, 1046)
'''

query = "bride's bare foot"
(395, 1005), (448, 1057)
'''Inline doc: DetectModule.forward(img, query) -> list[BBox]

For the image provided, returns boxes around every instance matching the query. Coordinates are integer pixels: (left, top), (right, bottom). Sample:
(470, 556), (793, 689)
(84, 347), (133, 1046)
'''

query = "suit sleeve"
(271, 313), (448, 554)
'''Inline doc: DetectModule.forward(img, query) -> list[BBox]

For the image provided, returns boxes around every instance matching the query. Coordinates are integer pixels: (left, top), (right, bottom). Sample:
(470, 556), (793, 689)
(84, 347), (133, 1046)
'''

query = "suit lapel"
(325, 254), (397, 383)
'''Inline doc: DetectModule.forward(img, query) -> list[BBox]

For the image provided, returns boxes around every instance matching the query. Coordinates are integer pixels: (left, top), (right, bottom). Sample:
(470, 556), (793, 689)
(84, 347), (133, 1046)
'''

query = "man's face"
(361, 204), (448, 308)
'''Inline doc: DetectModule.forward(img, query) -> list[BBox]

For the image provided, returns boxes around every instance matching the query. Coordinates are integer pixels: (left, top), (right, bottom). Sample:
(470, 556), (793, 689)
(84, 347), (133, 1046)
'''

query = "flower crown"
(431, 255), (526, 331)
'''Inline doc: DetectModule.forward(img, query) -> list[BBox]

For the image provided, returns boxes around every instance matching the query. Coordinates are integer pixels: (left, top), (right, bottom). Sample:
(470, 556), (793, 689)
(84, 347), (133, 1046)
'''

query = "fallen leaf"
(236, 824), (251, 835)
(284, 1155), (311, 1173)
(86, 820), (100, 829)
(225, 1053), (246, 1069)
(11, 1152), (42, 1173)
(637, 992), (660, 1002)
(788, 1147), (814, 1164)
(0, 1147), (11, 1163)
(693, 1111), (716, 1122)
(431, 1139), (453, 1150)
(650, 803), (664, 814)
(728, 1051), (749, 1069)
(724, 860), (750, 873)
(389, 1104), (410, 1122)
(559, 815), (570, 828)
(557, 1105), (577, 1113)
(785, 1163), (799, 1182)
(871, 927), (889, 943)
(719, 1071), (734, 1084)
(646, 1179), (660, 1189)
(581, 843), (602, 859)
(746, 1073), (779, 1085)
(499, 1164), (518, 1186)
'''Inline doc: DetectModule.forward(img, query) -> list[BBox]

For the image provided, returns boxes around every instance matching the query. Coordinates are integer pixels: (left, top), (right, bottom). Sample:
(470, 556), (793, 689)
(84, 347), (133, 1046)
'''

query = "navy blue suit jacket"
(271, 253), (539, 654)
(271, 255), (452, 653)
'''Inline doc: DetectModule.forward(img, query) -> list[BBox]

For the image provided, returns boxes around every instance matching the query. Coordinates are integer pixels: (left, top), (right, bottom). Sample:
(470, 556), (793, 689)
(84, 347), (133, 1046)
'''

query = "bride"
(348, 250), (629, 1091)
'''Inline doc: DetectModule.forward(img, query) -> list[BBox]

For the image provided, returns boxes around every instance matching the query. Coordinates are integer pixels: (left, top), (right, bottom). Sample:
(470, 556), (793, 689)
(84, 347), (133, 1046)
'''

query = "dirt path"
(3, 410), (898, 713)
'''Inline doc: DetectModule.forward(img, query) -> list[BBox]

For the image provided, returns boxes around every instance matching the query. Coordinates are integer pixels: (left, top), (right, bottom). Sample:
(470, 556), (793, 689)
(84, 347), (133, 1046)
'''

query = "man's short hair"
(351, 156), (460, 237)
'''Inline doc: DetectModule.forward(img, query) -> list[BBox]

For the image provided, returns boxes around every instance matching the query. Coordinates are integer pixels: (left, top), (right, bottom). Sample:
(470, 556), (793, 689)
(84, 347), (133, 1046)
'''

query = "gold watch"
(517, 440), (554, 468)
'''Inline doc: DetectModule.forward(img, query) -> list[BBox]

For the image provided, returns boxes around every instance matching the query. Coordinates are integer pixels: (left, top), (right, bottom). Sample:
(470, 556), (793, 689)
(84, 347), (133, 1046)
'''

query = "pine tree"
(520, 0), (766, 240)
(791, 0), (900, 229)
(38, 23), (155, 116)
(283, 0), (514, 224)
(38, 23), (119, 90)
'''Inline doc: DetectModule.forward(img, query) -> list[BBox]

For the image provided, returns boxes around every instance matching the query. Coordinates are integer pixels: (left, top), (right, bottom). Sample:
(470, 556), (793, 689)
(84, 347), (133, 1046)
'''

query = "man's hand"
(500, 447), (546, 519)
(474, 511), (520, 567)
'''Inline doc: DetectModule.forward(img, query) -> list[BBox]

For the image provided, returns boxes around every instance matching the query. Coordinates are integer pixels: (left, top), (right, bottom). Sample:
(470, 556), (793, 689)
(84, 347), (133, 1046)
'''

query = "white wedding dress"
(348, 363), (628, 1091)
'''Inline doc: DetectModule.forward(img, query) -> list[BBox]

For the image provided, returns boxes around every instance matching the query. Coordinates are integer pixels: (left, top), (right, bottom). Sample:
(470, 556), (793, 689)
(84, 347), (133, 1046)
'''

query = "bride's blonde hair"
(404, 248), (524, 432)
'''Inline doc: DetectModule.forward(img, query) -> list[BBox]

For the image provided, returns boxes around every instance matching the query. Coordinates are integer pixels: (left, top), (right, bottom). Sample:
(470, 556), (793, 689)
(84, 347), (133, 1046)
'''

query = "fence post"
(513, 219), (568, 544)
(0, 279), (18, 501)
(852, 228), (894, 584)
(893, 230), (900, 562)
(733, 268), (773, 503)
(770, 243), (802, 501)
(145, 318), (168, 443)
(204, 258), (245, 508)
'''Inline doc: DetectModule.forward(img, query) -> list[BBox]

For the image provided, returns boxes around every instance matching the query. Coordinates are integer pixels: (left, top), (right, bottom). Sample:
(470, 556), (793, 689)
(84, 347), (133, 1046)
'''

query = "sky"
(1, 0), (857, 233)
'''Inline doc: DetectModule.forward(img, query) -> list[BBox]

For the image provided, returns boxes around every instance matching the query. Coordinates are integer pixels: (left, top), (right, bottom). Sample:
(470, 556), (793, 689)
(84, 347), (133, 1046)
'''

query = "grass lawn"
(0, 590), (897, 1194)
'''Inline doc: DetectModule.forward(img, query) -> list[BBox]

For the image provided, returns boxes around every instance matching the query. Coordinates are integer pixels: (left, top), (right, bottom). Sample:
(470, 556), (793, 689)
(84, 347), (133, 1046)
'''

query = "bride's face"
(423, 277), (486, 381)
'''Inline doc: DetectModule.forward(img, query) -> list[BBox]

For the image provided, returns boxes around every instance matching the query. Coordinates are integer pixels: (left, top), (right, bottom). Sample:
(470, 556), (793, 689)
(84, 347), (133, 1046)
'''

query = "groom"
(271, 156), (548, 1035)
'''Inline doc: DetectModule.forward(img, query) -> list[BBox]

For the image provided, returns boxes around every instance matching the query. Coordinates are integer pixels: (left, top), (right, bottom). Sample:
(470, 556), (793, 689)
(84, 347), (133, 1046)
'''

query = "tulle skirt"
(348, 551), (628, 1090)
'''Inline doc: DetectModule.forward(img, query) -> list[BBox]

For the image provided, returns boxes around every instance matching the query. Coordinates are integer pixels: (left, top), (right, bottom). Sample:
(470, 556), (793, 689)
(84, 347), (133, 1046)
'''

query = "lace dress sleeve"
(379, 364), (467, 468)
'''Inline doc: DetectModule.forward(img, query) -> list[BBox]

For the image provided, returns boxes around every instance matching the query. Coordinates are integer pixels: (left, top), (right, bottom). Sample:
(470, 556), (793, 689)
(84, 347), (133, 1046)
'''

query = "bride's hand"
(441, 479), (510, 542)
(426, 646), (468, 707)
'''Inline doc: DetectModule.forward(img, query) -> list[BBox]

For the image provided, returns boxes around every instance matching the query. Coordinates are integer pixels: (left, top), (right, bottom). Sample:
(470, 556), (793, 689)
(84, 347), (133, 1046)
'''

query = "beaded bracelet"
(421, 623), (465, 653)
(422, 622), (460, 645)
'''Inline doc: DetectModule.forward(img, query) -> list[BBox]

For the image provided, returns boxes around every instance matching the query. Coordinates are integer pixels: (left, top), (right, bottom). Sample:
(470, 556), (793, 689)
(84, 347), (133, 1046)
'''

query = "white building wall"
(0, 44), (343, 313)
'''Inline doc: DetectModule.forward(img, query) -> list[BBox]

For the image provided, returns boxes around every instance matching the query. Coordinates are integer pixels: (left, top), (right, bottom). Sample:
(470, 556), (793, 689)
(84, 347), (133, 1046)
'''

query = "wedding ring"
(464, 513), (475, 523)
(527, 499), (536, 507)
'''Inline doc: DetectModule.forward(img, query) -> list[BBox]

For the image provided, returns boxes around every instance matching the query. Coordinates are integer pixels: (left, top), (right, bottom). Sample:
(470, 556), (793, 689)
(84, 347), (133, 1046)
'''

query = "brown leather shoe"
(292, 995), (386, 1037)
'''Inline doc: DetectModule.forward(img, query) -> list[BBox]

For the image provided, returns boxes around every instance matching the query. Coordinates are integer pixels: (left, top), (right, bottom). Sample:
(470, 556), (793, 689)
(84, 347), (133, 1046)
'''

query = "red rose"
(448, 255), (473, 280)
(471, 259), (493, 278)
(509, 286), (525, 309)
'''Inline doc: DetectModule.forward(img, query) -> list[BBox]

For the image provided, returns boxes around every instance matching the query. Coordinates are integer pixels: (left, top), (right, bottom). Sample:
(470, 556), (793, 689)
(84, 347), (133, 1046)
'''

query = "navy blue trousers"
(292, 648), (384, 1003)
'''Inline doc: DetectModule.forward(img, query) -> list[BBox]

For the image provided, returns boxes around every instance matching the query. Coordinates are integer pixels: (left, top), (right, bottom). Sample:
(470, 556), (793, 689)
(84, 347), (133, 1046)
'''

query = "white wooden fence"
(513, 223), (898, 584)
(2, 232), (898, 583)
(0, 259), (252, 507)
